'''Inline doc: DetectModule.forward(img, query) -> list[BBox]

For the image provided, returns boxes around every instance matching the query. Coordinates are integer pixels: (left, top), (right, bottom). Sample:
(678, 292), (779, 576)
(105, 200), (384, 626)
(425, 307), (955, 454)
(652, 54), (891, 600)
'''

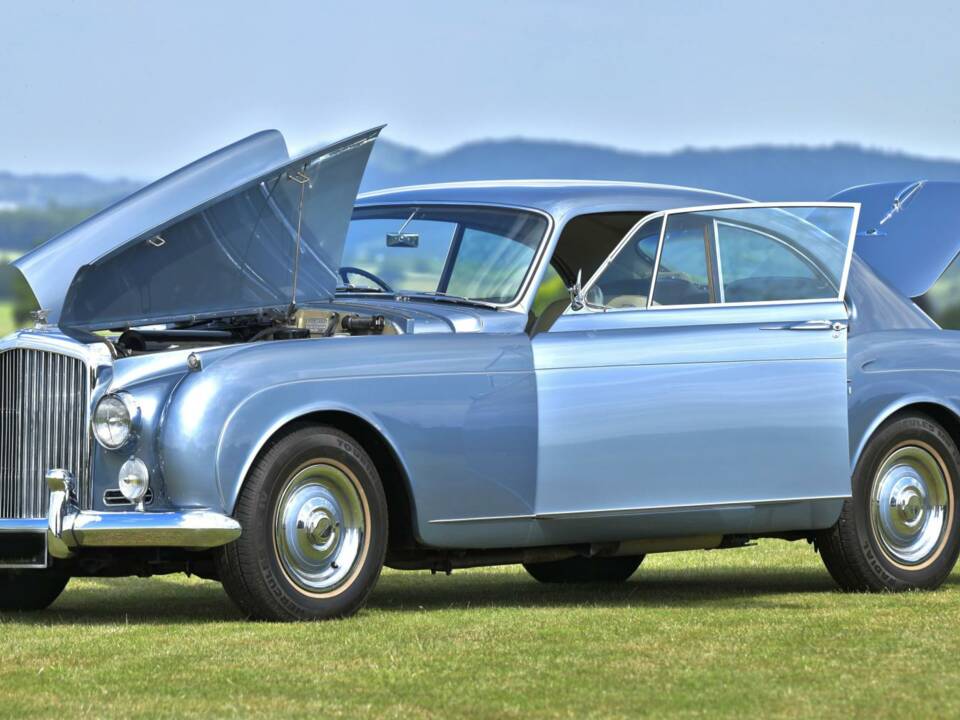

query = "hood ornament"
(31, 309), (49, 327)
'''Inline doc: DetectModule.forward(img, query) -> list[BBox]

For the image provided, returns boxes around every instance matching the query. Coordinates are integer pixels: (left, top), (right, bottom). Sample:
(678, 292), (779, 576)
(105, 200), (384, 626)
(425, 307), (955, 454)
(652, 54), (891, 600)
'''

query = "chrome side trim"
(429, 494), (851, 524)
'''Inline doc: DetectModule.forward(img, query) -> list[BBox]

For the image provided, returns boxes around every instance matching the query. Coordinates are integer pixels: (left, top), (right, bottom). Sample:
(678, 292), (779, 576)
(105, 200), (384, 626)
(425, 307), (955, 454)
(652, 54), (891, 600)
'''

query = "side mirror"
(569, 269), (585, 311)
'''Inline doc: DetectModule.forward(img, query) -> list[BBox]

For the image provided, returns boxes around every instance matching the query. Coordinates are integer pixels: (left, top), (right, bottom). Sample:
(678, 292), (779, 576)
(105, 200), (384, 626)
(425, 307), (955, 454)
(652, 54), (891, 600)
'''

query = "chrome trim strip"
(645, 213), (669, 308)
(713, 219), (726, 304)
(429, 513), (538, 524)
(429, 494), (851, 524)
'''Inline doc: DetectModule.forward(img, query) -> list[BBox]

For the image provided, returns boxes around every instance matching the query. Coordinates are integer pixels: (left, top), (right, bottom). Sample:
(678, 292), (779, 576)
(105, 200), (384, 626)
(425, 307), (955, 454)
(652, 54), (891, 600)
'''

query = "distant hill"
(0, 171), (139, 211)
(3, 138), (960, 254)
(361, 140), (960, 200)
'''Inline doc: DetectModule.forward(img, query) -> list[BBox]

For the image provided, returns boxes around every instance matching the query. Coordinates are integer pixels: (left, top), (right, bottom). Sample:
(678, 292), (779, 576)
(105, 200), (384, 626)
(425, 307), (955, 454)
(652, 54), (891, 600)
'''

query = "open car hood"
(831, 181), (960, 299)
(14, 126), (382, 330)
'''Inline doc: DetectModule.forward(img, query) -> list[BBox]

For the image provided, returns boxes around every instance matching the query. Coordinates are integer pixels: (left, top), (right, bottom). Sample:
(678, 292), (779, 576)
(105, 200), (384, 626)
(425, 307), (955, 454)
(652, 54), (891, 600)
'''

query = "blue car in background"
(1, 127), (958, 620)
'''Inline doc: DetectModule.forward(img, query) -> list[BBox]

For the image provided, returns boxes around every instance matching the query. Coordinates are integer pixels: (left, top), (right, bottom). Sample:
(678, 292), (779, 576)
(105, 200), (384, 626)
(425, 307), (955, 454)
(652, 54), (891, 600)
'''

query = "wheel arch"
(223, 406), (421, 552)
(853, 397), (960, 470)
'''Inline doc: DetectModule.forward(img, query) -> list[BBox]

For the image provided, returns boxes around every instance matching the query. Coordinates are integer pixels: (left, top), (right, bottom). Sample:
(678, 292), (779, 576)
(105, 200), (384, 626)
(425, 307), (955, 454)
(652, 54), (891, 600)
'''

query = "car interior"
(527, 212), (648, 334)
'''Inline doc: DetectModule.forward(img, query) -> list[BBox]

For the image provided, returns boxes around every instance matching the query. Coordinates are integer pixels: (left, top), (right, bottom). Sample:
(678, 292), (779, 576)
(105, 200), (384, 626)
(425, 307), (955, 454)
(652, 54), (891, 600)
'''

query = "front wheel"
(217, 425), (388, 621)
(524, 555), (643, 584)
(0, 569), (69, 611)
(817, 413), (960, 591)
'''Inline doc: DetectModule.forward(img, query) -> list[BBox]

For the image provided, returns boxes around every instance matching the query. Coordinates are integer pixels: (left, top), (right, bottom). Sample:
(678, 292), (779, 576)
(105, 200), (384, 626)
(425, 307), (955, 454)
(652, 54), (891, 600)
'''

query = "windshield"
(341, 205), (548, 304)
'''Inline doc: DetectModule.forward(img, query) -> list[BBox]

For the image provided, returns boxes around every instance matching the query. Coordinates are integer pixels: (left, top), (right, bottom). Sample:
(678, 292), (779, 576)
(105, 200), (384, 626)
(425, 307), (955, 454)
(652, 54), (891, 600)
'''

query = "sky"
(1, 0), (959, 179)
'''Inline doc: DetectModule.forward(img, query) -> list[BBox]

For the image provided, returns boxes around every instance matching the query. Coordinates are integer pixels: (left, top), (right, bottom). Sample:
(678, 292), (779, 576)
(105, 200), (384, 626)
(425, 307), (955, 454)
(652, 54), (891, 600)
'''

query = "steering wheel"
(338, 266), (394, 293)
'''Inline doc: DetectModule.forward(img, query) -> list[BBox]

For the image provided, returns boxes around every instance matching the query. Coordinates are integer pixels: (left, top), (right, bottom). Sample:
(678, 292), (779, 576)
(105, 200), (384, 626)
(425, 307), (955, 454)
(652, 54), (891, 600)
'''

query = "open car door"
(532, 202), (860, 542)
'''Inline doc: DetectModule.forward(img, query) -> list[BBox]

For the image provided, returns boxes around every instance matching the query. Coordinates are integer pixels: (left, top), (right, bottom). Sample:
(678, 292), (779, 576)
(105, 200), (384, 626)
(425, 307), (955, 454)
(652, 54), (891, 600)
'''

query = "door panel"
(533, 302), (850, 516)
(533, 202), (858, 533)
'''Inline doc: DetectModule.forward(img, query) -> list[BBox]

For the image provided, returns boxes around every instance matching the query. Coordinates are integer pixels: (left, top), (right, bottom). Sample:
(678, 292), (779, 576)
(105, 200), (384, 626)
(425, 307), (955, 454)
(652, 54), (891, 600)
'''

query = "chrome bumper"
(0, 470), (242, 565)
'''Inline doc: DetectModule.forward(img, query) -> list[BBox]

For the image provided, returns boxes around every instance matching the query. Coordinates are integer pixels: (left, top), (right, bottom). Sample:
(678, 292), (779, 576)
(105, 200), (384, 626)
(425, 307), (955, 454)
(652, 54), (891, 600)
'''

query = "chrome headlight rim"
(92, 391), (141, 450)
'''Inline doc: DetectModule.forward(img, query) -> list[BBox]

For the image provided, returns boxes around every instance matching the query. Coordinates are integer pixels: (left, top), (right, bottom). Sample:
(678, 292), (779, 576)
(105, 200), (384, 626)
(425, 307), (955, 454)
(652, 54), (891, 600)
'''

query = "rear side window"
(716, 223), (828, 303)
(587, 205), (856, 310)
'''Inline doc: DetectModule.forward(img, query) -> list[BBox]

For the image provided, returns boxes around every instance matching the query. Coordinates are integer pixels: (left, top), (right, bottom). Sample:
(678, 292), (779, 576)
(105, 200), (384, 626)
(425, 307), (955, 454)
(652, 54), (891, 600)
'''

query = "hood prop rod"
(287, 168), (311, 318)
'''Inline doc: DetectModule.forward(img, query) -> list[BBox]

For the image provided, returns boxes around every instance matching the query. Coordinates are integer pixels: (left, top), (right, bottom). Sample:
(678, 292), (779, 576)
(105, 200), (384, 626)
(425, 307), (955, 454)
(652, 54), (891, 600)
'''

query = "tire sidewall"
(249, 427), (387, 619)
(852, 414), (960, 589)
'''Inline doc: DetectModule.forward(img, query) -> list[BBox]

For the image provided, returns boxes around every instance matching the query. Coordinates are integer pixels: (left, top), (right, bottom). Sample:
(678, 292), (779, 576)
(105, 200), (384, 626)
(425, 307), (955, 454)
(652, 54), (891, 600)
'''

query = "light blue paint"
(7, 150), (960, 555)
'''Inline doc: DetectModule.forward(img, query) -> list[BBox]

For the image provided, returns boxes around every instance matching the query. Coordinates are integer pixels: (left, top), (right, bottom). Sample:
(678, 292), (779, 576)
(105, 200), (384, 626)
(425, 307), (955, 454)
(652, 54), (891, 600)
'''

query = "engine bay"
(112, 308), (400, 356)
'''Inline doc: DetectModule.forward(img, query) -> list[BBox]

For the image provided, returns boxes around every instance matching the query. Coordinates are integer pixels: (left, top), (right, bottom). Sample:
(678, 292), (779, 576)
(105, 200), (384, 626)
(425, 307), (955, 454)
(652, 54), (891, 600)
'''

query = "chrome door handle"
(761, 320), (847, 332)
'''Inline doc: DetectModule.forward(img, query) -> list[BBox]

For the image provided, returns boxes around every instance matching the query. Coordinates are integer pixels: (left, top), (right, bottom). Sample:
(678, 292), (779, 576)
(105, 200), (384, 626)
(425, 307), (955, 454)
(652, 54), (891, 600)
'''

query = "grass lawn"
(1, 540), (957, 719)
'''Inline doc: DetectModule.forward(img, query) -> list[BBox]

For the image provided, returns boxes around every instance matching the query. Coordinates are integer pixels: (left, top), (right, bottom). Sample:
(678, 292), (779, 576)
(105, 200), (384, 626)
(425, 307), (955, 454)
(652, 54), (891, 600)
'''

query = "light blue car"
(1, 128), (958, 620)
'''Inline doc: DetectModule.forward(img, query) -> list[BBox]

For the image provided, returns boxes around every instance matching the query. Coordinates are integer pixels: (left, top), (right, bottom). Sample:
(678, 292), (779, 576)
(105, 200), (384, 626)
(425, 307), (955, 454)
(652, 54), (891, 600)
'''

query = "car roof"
(355, 180), (746, 218)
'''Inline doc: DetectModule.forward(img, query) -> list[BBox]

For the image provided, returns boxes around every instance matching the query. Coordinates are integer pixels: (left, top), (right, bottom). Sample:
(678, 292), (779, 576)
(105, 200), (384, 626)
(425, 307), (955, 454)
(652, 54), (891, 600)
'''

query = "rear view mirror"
(386, 233), (419, 248)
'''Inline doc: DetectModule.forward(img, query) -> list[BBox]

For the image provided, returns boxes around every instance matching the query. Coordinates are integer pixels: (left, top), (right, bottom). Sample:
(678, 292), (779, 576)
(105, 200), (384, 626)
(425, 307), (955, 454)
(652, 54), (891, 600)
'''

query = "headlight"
(92, 392), (140, 450)
(118, 457), (150, 504)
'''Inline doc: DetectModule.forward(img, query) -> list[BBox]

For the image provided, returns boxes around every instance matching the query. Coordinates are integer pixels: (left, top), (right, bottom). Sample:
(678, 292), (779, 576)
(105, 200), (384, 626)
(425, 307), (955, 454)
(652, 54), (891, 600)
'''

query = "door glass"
(587, 218), (662, 309)
(649, 205), (855, 306)
(652, 214), (713, 306)
(587, 205), (857, 310)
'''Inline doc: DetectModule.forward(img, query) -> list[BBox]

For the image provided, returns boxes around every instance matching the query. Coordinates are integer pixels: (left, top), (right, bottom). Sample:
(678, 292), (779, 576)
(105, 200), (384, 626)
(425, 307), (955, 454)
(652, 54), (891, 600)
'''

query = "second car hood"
(15, 126), (382, 329)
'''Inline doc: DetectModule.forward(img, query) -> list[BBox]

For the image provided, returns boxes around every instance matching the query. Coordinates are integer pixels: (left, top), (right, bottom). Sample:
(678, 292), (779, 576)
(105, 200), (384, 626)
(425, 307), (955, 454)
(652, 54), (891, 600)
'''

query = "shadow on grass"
(5, 565), (954, 626)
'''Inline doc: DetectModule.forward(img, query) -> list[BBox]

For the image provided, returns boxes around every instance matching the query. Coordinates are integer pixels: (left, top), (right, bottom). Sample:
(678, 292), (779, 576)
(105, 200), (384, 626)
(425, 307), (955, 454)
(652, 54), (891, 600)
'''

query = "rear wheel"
(217, 425), (388, 621)
(817, 413), (960, 591)
(0, 569), (69, 611)
(524, 555), (643, 584)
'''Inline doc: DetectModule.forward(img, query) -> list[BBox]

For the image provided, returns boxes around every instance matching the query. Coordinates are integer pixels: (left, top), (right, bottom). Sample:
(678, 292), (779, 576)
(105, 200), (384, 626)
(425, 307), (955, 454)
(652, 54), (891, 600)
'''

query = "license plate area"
(0, 531), (48, 569)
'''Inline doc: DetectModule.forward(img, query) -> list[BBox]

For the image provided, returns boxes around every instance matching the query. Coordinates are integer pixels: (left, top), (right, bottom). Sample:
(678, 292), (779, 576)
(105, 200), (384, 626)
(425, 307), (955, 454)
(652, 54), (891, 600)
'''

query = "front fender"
(214, 383), (412, 514)
(159, 334), (537, 527)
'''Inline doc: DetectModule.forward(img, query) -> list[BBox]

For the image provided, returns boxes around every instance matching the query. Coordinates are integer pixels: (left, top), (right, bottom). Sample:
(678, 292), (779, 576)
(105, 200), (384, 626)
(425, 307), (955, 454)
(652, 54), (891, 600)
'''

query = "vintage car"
(1, 127), (958, 620)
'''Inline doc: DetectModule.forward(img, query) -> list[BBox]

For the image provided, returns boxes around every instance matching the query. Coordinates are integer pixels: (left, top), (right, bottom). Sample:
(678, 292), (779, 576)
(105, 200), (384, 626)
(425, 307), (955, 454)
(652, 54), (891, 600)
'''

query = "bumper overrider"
(0, 469), (241, 568)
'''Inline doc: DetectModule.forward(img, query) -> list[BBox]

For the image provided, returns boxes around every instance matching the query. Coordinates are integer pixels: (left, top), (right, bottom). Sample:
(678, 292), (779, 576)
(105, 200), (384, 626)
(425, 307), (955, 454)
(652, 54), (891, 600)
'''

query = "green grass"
(1, 541), (957, 719)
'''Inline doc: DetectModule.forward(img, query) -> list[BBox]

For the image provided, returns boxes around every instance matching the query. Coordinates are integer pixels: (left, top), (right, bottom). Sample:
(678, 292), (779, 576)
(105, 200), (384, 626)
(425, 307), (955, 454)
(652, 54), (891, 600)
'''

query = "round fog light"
(118, 457), (150, 504)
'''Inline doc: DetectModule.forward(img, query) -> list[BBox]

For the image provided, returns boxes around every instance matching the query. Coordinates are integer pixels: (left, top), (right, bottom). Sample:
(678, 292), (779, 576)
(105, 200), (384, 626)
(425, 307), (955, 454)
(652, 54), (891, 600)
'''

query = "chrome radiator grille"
(0, 348), (93, 519)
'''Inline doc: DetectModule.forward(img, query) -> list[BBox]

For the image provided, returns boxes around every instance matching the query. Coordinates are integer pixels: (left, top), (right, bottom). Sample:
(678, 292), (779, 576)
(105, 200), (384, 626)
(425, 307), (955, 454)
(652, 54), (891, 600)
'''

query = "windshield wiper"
(400, 291), (500, 310)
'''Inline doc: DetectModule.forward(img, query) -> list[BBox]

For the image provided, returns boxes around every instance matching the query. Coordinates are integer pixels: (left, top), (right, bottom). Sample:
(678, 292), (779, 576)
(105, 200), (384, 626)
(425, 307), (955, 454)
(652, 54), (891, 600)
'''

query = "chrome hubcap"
(274, 463), (366, 593)
(870, 445), (950, 566)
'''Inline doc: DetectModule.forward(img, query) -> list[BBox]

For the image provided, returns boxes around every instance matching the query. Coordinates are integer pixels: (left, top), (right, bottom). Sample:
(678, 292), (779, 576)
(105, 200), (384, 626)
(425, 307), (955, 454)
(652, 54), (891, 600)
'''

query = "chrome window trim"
(712, 219), (726, 304)
(347, 201), (556, 313)
(577, 201), (861, 314)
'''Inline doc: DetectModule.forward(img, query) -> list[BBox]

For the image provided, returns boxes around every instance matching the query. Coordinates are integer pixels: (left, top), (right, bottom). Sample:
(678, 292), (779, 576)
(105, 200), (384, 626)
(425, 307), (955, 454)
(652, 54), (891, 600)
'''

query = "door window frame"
(579, 202), (861, 313)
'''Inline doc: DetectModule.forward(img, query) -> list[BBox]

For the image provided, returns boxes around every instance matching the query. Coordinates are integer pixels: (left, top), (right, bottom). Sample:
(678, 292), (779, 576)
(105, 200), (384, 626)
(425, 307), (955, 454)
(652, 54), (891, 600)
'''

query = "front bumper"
(0, 470), (241, 568)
